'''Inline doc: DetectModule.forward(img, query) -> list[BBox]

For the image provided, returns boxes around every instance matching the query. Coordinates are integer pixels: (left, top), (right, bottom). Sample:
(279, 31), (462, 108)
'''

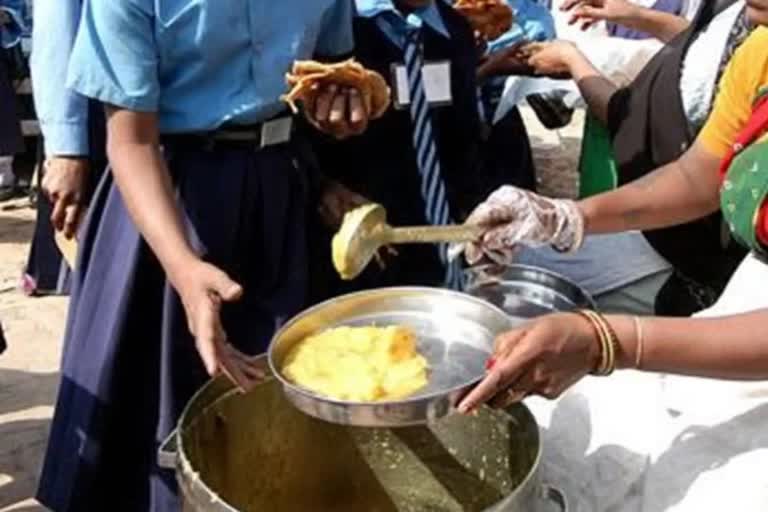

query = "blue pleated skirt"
(37, 140), (309, 511)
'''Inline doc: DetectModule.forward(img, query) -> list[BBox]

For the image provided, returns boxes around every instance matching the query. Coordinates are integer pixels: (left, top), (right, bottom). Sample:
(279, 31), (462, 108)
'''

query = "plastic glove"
(456, 186), (585, 265)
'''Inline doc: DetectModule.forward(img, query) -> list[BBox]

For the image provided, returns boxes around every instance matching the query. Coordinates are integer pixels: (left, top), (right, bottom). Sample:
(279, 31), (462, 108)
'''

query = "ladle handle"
(385, 224), (483, 244)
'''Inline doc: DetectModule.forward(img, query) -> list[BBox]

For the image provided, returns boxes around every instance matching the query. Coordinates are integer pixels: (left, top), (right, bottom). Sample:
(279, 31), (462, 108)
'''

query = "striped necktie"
(403, 22), (463, 290)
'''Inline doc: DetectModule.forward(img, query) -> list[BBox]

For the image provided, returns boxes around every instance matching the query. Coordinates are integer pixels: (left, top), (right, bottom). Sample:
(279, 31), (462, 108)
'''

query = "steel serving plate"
(268, 287), (518, 427)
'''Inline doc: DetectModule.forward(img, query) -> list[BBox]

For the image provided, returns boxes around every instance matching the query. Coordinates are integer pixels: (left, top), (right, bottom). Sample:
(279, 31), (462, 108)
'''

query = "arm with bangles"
(457, 307), (768, 413)
(606, 311), (768, 380)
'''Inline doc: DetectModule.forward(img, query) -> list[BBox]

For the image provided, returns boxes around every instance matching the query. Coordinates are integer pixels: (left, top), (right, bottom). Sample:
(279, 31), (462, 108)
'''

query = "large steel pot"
(159, 365), (567, 512)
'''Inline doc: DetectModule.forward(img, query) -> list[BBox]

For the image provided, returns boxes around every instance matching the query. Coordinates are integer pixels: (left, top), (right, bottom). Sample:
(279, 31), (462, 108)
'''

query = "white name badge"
(392, 61), (453, 109)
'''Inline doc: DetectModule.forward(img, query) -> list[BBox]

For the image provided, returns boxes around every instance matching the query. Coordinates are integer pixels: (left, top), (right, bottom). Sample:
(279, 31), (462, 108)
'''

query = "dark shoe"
(526, 93), (574, 130)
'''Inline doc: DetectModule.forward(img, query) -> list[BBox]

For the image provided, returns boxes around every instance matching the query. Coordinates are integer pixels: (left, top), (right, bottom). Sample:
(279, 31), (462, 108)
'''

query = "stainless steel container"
(159, 367), (566, 512)
(465, 264), (596, 319)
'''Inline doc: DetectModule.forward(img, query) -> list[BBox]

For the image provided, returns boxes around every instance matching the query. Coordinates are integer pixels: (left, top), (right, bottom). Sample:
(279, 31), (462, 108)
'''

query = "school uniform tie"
(403, 23), (463, 290)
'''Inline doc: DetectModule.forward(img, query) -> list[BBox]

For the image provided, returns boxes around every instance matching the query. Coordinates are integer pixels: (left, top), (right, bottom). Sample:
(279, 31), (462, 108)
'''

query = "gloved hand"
(456, 186), (585, 265)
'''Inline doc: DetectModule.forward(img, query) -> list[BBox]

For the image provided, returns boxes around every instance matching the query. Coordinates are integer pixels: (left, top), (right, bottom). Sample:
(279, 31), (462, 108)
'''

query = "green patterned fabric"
(720, 136), (768, 258)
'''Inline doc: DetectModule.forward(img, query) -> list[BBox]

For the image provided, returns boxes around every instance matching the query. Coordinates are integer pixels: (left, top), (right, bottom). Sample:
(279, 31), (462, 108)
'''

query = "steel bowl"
(465, 264), (596, 319)
(268, 287), (517, 427)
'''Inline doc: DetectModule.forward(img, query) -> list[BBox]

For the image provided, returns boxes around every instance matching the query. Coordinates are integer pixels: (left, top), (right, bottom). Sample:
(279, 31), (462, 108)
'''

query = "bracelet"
(576, 310), (618, 376)
(633, 316), (645, 369)
(575, 310), (608, 374)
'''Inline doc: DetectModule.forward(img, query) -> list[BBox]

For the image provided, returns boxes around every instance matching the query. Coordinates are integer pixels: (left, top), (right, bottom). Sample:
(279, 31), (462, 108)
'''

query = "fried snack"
(455, 0), (514, 41)
(282, 326), (429, 402)
(282, 59), (391, 119)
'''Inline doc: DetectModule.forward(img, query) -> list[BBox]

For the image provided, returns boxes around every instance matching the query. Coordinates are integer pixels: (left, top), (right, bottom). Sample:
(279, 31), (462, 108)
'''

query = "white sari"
(528, 254), (768, 511)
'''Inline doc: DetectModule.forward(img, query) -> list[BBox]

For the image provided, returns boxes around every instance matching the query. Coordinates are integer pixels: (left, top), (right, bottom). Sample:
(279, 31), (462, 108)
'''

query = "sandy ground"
(0, 108), (583, 511)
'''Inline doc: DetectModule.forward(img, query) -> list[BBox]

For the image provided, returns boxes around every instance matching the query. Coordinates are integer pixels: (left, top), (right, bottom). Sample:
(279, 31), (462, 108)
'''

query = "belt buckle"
(259, 117), (293, 149)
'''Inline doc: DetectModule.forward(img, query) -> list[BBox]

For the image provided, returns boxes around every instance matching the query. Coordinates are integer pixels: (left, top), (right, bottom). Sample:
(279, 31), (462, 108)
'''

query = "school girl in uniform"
(24, 0), (108, 296)
(310, 0), (527, 300)
(36, 1), (367, 510)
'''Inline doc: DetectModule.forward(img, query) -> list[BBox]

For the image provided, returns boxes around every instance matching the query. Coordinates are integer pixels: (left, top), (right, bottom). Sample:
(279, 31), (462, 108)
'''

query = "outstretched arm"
(458, 308), (768, 413)
(562, 0), (689, 43)
(526, 41), (618, 125)
(579, 139), (722, 234)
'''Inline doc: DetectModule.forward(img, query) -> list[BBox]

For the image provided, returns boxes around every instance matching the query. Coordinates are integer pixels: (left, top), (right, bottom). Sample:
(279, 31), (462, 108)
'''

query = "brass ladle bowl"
(332, 204), (483, 280)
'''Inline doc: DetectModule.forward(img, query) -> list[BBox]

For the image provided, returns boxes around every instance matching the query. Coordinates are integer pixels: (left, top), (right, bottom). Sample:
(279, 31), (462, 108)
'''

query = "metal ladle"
(332, 204), (483, 280)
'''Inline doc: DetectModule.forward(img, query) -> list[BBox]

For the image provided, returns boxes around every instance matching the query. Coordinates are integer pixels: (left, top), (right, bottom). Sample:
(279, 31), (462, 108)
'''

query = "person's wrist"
(576, 200), (594, 236)
(571, 312), (603, 372)
(164, 250), (202, 292)
(559, 43), (581, 70)
(47, 155), (90, 170)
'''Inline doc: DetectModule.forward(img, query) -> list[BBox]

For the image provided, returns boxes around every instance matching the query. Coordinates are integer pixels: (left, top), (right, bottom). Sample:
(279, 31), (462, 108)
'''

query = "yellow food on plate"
(282, 326), (429, 402)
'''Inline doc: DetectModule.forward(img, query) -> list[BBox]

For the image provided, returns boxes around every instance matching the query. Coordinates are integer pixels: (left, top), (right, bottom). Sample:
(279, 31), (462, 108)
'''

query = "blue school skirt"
(37, 138), (309, 511)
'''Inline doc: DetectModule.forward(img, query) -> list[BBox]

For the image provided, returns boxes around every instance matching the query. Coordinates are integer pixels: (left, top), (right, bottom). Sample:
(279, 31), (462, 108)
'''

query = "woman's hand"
(458, 313), (600, 414)
(460, 185), (584, 265)
(561, 0), (638, 30)
(42, 157), (89, 239)
(525, 41), (580, 77)
(171, 259), (266, 392)
(306, 85), (369, 139)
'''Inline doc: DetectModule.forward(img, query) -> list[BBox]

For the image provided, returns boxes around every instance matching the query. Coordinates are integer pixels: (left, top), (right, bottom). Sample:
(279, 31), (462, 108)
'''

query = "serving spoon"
(332, 203), (483, 280)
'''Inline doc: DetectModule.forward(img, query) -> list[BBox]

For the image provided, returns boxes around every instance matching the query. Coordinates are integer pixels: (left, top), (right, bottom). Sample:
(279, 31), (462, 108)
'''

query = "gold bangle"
(633, 316), (645, 369)
(580, 310), (619, 376)
(575, 310), (603, 374)
(599, 314), (619, 375)
(576, 310), (612, 375)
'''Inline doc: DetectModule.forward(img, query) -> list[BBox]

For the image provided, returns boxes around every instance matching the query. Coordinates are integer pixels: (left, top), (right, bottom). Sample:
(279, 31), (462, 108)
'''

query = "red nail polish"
(485, 357), (497, 370)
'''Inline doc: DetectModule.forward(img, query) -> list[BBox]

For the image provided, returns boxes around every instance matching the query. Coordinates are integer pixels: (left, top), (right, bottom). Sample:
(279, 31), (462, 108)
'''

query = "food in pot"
(282, 59), (391, 119)
(454, 0), (514, 41)
(282, 325), (429, 401)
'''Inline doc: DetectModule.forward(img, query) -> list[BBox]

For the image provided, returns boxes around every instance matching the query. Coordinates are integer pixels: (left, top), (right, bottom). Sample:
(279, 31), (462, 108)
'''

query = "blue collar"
(356, 0), (451, 45)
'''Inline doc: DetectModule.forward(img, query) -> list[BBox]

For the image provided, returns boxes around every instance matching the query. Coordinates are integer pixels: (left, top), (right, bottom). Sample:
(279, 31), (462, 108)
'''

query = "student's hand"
(560, 0), (638, 31)
(307, 84), (370, 139)
(477, 43), (535, 80)
(460, 185), (584, 264)
(174, 260), (266, 393)
(318, 179), (370, 229)
(525, 41), (580, 77)
(457, 313), (599, 414)
(42, 157), (89, 240)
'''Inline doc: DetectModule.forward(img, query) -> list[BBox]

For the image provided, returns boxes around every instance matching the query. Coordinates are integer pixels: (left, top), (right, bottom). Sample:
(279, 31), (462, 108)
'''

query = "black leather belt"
(163, 116), (294, 151)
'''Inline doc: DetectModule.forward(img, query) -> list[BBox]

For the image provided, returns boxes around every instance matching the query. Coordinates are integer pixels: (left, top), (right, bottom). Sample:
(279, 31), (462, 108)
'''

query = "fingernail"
(485, 357), (497, 370)
(457, 402), (473, 415)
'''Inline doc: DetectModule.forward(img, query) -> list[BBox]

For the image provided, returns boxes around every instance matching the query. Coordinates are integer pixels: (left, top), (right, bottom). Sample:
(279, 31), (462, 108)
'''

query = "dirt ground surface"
(0, 108), (583, 511)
